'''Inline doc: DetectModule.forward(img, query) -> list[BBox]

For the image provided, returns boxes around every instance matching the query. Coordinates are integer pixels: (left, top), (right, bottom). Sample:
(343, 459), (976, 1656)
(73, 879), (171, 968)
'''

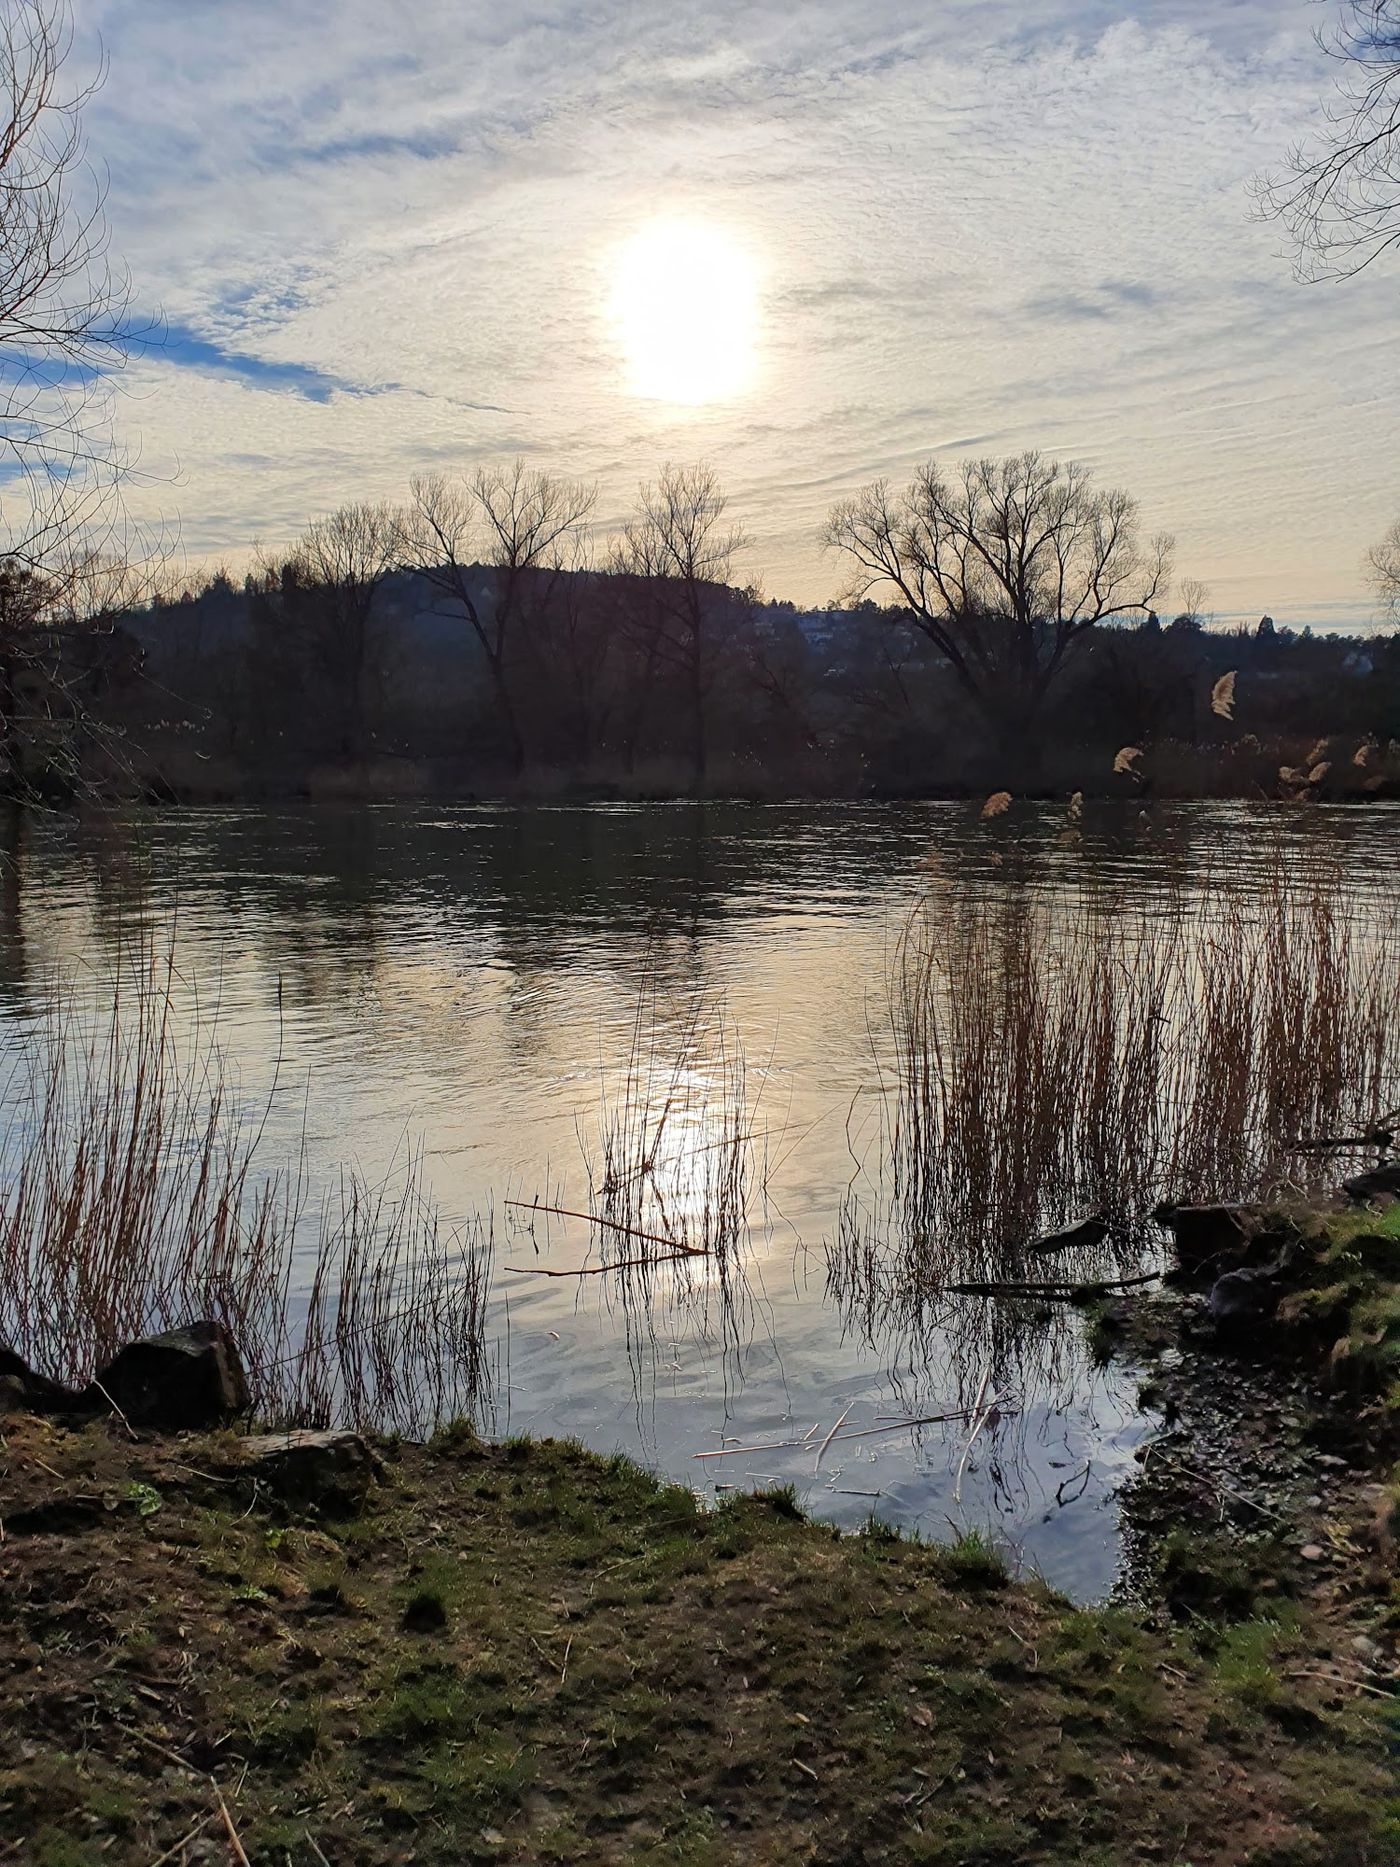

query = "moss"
(32, 1832), (97, 1867)
(1154, 1527), (1260, 1621)
(1209, 1618), (1292, 1714)
(931, 1527), (1010, 1590)
(1262, 1208), (1400, 1422)
(753, 1482), (804, 1520)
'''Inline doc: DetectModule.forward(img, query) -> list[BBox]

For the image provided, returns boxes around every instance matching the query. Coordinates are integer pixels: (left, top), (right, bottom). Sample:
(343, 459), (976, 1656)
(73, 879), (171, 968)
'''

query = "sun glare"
(612, 219), (760, 406)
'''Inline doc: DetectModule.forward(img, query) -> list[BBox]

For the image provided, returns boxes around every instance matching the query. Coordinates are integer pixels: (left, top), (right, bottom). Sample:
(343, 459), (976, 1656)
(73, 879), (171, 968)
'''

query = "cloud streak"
(144, 320), (391, 403)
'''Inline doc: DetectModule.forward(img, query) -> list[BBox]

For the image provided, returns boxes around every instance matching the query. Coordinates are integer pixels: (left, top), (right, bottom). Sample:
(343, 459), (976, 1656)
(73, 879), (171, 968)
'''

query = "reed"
(566, 977), (760, 1357)
(588, 985), (754, 1262)
(0, 952), (494, 1434)
(835, 857), (1400, 1309)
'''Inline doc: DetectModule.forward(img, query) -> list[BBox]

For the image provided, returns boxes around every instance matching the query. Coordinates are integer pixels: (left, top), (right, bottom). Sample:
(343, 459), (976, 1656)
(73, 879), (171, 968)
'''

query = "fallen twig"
(147, 1814), (215, 1867)
(1285, 1668), (1397, 1701)
(212, 1780), (251, 1866)
(89, 1377), (138, 1440)
(694, 1406), (997, 1460)
(113, 1722), (198, 1777)
(945, 1273), (1161, 1299)
(504, 1251), (705, 1278)
(504, 1199), (707, 1256)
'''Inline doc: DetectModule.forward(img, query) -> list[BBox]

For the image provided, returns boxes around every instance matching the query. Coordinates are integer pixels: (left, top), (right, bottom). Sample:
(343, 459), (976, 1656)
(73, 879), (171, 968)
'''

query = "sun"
(611, 219), (760, 406)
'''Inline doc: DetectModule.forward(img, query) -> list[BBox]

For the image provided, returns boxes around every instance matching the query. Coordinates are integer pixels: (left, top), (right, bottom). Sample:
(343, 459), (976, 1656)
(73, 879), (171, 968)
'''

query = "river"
(2, 798), (1397, 1598)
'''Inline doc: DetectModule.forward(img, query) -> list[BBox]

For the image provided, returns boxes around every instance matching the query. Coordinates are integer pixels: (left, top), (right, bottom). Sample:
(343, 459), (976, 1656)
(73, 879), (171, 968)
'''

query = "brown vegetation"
(0, 953), (494, 1433)
(833, 860), (1400, 1327)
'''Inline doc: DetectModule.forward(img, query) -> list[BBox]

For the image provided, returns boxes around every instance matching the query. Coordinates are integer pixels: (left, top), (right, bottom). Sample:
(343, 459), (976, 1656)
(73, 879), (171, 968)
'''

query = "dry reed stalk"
(0, 949), (495, 1436)
(830, 854), (1400, 1380)
(558, 972), (764, 1356)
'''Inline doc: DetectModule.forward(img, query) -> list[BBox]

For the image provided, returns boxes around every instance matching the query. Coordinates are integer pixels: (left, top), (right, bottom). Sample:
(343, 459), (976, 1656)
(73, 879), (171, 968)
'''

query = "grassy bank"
(1, 1412), (1397, 1866)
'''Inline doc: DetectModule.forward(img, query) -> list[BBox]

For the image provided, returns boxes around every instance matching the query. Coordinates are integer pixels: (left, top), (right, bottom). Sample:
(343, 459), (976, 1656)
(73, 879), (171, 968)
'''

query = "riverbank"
(132, 738), (1400, 809)
(1, 1396), (1397, 1866)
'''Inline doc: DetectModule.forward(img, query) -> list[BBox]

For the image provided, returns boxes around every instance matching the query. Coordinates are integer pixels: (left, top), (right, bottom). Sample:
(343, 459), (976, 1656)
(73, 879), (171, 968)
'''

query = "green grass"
(1271, 1205), (1400, 1418)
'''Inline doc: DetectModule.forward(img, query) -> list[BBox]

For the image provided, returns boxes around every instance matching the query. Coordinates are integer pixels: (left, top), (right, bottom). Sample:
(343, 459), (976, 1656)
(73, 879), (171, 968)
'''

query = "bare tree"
(1370, 515), (1400, 617)
(402, 462), (595, 773)
(524, 532), (614, 766)
(0, 538), (173, 799)
(1255, 2), (1400, 279)
(611, 464), (749, 784)
(1175, 578), (1214, 628)
(0, 5), (164, 800)
(272, 502), (400, 761)
(824, 450), (1172, 764)
(1, 2), (136, 572)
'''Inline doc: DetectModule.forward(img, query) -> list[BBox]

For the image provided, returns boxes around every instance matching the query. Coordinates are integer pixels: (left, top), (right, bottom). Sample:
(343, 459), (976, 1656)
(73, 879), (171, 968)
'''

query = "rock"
(1158, 1204), (1255, 1274)
(1208, 1264), (1282, 1334)
(0, 1344), (85, 1414)
(1342, 1162), (1400, 1205)
(89, 1321), (249, 1429)
(237, 1429), (376, 1514)
(1299, 1543), (1324, 1562)
(1351, 1634), (1383, 1662)
(1027, 1214), (1110, 1257)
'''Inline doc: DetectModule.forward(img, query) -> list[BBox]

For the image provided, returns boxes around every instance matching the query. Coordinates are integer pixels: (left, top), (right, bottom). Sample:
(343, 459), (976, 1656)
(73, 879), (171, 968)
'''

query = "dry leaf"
(1210, 671), (1236, 721)
(1353, 741), (1372, 768)
(1067, 790), (1083, 822)
(981, 790), (1012, 819)
(1307, 762), (1330, 785)
(1306, 737), (1330, 767)
(1278, 765), (1303, 785)
(1112, 746), (1142, 775)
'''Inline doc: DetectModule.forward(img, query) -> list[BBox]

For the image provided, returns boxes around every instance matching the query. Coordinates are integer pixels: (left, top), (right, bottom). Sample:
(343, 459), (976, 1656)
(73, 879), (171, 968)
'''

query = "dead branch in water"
(944, 1273), (1162, 1299)
(813, 1402), (854, 1471)
(693, 1404), (1001, 1460)
(504, 1251), (705, 1278)
(954, 1370), (1001, 1503)
(504, 1199), (708, 1256)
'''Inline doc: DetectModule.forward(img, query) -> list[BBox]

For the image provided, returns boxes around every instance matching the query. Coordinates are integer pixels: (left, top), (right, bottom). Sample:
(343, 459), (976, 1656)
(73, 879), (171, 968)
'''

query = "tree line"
(15, 448), (1381, 806)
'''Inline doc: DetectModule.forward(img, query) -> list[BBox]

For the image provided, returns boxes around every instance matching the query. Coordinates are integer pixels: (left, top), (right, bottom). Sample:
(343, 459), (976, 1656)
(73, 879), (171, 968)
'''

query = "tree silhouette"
(825, 451), (1171, 769)
(611, 464), (749, 785)
(402, 463), (595, 774)
(1255, 2), (1400, 278)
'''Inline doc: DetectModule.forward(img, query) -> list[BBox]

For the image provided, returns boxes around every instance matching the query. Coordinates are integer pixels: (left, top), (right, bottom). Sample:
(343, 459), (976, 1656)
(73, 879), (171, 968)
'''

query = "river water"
(2, 799), (1396, 1599)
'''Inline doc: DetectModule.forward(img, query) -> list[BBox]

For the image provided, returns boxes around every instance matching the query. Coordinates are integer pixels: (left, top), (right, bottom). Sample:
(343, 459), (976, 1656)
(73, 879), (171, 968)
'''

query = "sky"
(73, 0), (1400, 629)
